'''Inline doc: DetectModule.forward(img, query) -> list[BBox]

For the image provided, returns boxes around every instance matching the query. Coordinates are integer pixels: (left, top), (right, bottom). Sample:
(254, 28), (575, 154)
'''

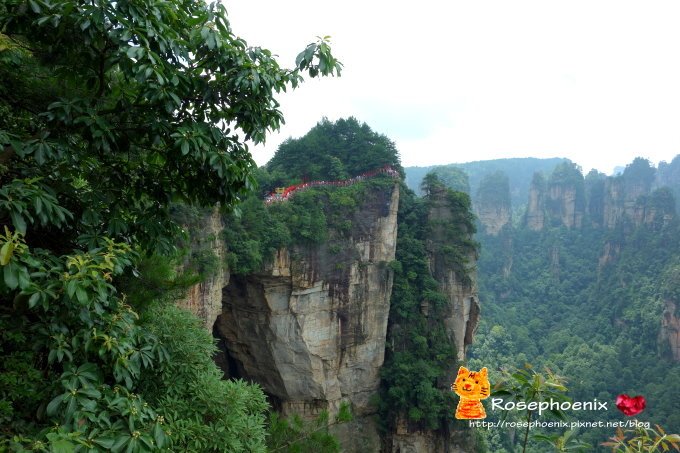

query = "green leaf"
(3, 264), (19, 289)
(66, 280), (77, 298)
(76, 286), (88, 304)
(93, 438), (116, 449)
(0, 241), (14, 265)
(49, 439), (76, 453)
(28, 0), (41, 13)
(153, 423), (167, 448)
(180, 140), (189, 155)
(79, 387), (101, 399)
(64, 395), (77, 420)
(28, 292), (41, 308)
(9, 211), (27, 235)
(46, 394), (64, 416)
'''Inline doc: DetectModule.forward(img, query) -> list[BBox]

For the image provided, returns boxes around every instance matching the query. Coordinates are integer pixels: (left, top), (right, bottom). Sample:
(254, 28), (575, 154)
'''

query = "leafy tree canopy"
(476, 170), (511, 209)
(265, 117), (402, 188)
(432, 166), (470, 194)
(0, 0), (341, 450)
(549, 160), (583, 187)
(623, 157), (656, 191)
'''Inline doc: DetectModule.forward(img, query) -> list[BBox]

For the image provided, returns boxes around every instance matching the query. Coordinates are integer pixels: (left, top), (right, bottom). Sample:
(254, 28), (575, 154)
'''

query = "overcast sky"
(224, 0), (680, 175)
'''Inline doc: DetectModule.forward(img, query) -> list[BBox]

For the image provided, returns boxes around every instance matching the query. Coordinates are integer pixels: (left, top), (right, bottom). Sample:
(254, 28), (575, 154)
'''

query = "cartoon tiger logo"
(451, 366), (490, 419)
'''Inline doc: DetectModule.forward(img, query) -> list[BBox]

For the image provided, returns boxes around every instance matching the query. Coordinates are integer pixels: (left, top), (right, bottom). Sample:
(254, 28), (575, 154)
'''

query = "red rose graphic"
(615, 394), (646, 416)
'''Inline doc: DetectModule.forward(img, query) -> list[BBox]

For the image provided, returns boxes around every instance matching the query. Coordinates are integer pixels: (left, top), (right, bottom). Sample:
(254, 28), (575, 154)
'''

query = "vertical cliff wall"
(176, 206), (230, 329)
(474, 171), (512, 236)
(524, 162), (585, 230)
(523, 160), (673, 232)
(525, 173), (546, 231)
(427, 188), (480, 361)
(213, 184), (399, 451)
(660, 300), (680, 361)
(387, 183), (480, 453)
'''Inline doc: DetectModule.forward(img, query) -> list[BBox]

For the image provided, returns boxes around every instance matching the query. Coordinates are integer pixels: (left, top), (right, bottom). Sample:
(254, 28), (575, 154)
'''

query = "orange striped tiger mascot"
(451, 366), (490, 419)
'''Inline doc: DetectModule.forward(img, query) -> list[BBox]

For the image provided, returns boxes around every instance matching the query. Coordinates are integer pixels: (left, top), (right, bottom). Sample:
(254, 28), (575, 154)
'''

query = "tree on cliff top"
(265, 117), (402, 186)
(0, 0), (341, 450)
(623, 157), (656, 192)
(476, 170), (511, 210)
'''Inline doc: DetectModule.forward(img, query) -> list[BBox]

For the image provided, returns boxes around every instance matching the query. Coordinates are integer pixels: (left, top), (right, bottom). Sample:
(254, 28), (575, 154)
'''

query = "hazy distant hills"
(405, 157), (567, 207)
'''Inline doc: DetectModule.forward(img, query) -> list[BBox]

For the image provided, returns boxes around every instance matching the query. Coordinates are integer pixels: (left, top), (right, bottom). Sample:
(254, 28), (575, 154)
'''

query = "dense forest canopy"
(458, 156), (680, 451)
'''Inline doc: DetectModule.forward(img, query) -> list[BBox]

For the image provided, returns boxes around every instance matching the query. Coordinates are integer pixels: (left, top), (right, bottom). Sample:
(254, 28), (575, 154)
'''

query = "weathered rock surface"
(427, 187), (480, 361)
(525, 179), (545, 231)
(475, 203), (510, 236)
(214, 184), (399, 451)
(603, 176), (664, 229)
(660, 300), (680, 362)
(176, 207), (229, 329)
(548, 184), (583, 229)
(525, 171), (584, 230)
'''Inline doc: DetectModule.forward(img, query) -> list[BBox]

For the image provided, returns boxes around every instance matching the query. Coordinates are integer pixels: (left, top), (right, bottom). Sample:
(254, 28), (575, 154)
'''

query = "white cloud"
(225, 0), (680, 174)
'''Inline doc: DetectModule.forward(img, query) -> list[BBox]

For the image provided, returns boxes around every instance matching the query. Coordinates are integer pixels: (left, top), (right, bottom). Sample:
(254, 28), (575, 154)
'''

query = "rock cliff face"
(548, 184), (583, 229)
(525, 177), (545, 231)
(474, 171), (512, 236)
(427, 190), (480, 360)
(660, 300), (680, 362)
(214, 184), (399, 451)
(388, 186), (479, 453)
(524, 169), (585, 230)
(603, 177), (652, 228)
(176, 207), (229, 329)
(475, 203), (510, 236)
(524, 168), (674, 232)
(389, 416), (476, 453)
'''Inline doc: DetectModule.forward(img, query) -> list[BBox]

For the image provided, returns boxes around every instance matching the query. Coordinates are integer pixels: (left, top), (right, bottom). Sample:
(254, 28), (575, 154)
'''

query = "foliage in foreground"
(266, 403), (352, 453)
(602, 426), (680, 453)
(0, 0), (341, 450)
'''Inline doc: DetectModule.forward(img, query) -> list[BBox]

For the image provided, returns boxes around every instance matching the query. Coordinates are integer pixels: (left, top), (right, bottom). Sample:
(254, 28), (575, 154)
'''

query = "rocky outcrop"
(548, 184), (583, 229)
(176, 206), (229, 329)
(427, 188), (480, 361)
(430, 260), (479, 362)
(475, 203), (510, 236)
(660, 300), (680, 361)
(214, 184), (399, 451)
(475, 171), (512, 236)
(524, 164), (585, 230)
(603, 177), (647, 229)
(525, 175), (545, 231)
(598, 241), (621, 269)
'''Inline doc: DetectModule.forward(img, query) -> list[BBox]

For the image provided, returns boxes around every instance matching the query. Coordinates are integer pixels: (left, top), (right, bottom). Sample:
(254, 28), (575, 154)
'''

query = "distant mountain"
(405, 157), (567, 207)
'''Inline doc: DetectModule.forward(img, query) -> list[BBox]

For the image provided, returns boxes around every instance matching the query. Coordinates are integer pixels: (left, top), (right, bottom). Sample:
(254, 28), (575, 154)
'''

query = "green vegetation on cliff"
(379, 173), (477, 432)
(0, 0), (341, 450)
(224, 118), (402, 274)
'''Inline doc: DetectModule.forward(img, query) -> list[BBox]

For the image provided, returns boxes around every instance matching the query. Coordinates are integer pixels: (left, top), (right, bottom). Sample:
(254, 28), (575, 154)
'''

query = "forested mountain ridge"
(461, 157), (680, 451)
